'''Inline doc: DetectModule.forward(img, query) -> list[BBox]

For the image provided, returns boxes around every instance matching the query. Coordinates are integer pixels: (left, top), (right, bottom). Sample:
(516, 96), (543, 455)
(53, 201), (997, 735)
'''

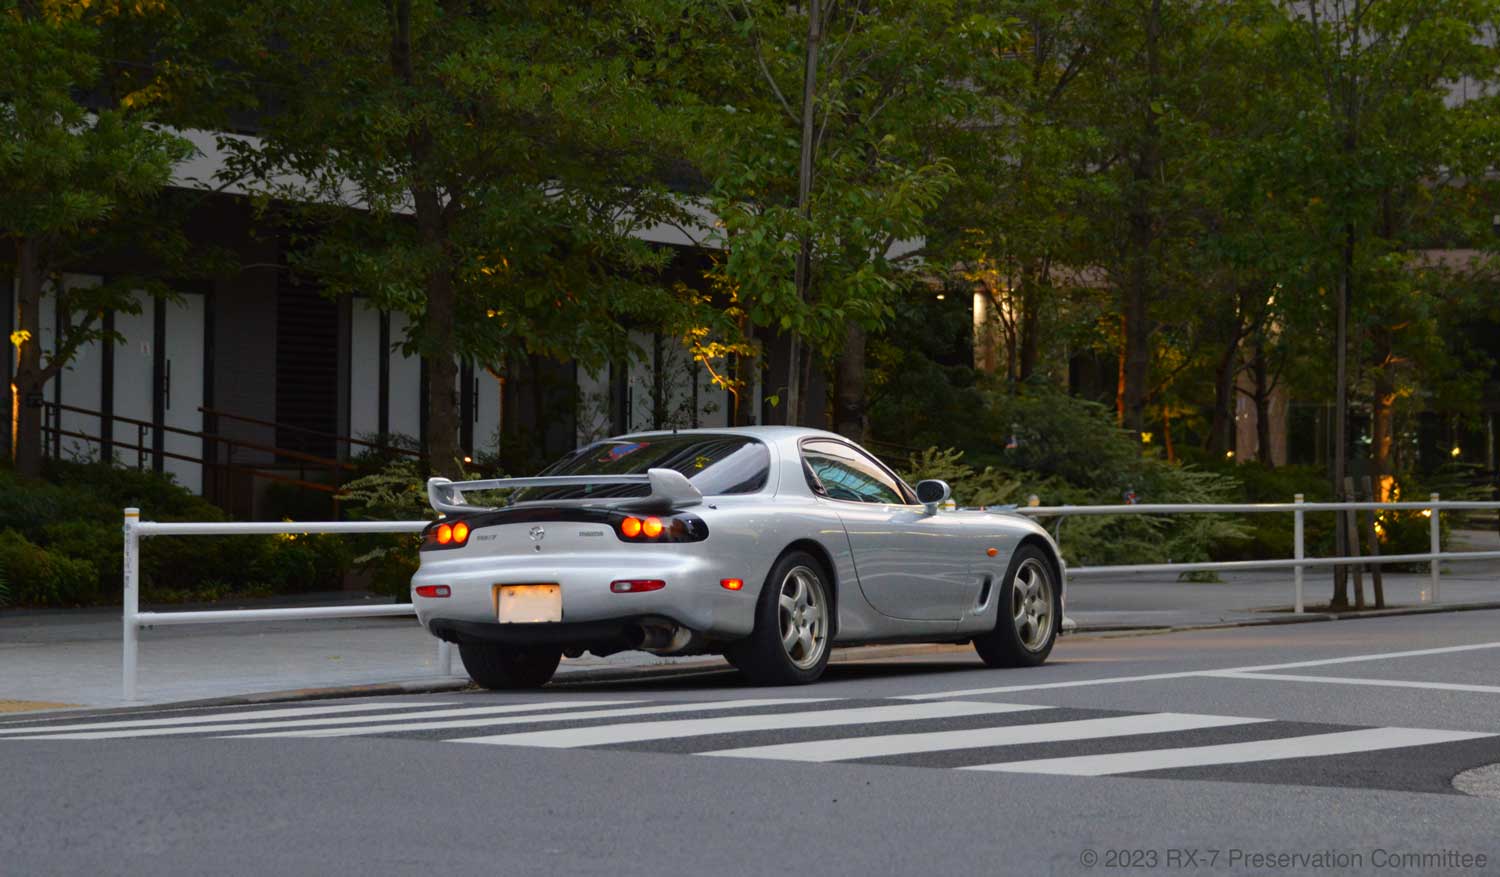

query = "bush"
(0, 529), (99, 607)
(1, 461), (357, 606)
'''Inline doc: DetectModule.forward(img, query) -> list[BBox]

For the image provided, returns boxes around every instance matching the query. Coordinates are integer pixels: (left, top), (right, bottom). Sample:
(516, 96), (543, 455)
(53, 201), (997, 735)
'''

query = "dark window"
(513, 434), (770, 502)
(801, 439), (910, 505)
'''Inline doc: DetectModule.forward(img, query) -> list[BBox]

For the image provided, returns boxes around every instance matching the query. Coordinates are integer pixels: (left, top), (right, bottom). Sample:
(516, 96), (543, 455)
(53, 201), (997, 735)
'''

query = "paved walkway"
(2, 531), (1495, 711)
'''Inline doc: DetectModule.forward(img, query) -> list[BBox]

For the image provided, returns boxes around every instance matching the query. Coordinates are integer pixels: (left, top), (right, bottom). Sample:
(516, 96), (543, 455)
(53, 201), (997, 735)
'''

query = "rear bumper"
(410, 548), (756, 640)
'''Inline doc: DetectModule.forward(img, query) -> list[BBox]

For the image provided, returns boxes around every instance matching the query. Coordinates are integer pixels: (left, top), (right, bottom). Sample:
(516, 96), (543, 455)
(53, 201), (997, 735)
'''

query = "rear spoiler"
(426, 468), (704, 516)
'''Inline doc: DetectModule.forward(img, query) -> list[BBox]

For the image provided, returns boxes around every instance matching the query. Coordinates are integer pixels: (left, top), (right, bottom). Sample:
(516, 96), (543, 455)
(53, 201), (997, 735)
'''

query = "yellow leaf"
(9, 330), (31, 349)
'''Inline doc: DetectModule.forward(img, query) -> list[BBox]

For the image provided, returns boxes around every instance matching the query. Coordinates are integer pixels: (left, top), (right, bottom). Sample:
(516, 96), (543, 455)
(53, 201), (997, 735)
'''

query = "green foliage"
(339, 458), (441, 601)
(0, 462), (358, 607)
(898, 448), (1022, 509)
(0, 529), (98, 607)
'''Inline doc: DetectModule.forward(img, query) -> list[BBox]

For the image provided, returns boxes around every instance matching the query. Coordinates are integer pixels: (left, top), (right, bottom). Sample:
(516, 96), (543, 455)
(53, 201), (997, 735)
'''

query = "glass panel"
(513, 434), (770, 502)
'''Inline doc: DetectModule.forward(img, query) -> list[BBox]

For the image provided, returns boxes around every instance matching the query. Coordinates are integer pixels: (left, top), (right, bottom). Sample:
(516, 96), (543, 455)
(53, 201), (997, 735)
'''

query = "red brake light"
(610, 579), (666, 593)
(641, 517), (663, 538)
(621, 517), (642, 538)
(415, 585), (451, 598)
(436, 523), (453, 545)
(452, 521), (470, 544)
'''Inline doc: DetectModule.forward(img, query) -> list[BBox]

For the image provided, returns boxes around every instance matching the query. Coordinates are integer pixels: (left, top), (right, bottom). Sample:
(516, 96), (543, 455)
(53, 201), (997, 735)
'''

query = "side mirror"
(915, 479), (951, 515)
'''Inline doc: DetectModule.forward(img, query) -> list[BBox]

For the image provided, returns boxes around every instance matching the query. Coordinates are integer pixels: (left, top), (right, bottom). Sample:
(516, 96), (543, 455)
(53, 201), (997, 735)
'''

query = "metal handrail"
(121, 509), (436, 700)
(199, 405), (424, 459)
(1012, 494), (1500, 613)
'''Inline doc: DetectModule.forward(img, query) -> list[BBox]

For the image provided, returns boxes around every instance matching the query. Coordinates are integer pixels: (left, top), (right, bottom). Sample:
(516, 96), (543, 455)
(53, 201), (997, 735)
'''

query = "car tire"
(973, 544), (1059, 668)
(458, 642), (563, 690)
(727, 550), (833, 686)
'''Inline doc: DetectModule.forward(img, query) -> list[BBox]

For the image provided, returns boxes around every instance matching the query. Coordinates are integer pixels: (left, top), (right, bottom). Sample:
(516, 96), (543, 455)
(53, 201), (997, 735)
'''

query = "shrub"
(898, 447), (1022, 508)
(0, 529), (99, 607)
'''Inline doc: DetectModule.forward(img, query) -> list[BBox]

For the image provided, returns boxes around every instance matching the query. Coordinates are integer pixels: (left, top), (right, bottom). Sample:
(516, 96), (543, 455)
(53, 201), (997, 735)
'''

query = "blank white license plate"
(495, 584), (562, 623)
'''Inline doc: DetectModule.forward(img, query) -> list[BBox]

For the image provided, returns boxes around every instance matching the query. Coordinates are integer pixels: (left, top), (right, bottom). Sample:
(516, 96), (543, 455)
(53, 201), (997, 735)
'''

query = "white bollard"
(438, 639), (454, 676)
(123, 508), (140, 701)
(1293, 494), (1304, 614)
(1430, 492), (1441, 603)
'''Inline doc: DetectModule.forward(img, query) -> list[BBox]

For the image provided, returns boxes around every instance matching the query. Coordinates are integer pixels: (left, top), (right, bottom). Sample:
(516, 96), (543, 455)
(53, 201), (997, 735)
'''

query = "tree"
(1268, 0), (1500, 604)
(690, 1), (1000, 433)
(223, 0), (704, 475)
(939, 0), (1108, 392)
(1, 0), (193, 478)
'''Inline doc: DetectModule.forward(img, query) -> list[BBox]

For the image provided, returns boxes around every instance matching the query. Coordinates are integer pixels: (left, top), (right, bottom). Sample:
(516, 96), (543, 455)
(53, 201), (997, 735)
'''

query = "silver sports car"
(412, 426), (1065, 688)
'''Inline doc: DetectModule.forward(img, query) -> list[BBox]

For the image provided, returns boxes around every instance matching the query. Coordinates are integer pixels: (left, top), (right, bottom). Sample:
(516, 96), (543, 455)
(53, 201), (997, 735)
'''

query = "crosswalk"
(2, 695), (1493, 790)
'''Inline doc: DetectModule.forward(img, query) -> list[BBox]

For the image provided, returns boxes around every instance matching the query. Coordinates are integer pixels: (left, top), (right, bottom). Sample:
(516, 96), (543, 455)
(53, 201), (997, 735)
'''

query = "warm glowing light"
(1422, 509), (1433, 518)
(1140, 432), (1153, 444)
(935, 293), (946, 301)
(452, 521), (470, 543)
(642, 517), (664, 538)
(720, 578), (744, 591)
(986, 548), (998, 557)
(463, 456), (473, 464)
(1225, 450), (1235, 459)
(436, 523), (453, 545)
(621, 517), (642, 538)
(1450, 446), (1462, 458)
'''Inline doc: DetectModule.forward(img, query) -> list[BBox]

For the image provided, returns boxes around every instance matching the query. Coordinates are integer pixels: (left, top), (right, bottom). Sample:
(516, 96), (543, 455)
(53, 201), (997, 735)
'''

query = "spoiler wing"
(426, 468), (704, 516)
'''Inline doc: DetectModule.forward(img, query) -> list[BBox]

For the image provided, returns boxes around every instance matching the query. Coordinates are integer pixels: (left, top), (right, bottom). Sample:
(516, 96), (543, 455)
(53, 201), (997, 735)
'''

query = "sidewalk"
(3, 531), (1496, 711)
(1067, 528), (1500, 628)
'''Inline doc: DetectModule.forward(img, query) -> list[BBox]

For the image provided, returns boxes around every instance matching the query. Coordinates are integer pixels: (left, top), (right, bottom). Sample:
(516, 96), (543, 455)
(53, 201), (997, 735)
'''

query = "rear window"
(511, 434), (770, 502)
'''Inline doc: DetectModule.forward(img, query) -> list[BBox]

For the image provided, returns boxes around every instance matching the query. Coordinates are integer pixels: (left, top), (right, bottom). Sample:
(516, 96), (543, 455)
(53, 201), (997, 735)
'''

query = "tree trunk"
(834, 322), (866, 440)
(1253, 343), (1274, 467)
(786, 0), (823, 427)
(1017, 278), (1041, 383)
(1117, 0), (1162, 438)
(1206, 339), (1238, 456)
(11, 238), (46, 479)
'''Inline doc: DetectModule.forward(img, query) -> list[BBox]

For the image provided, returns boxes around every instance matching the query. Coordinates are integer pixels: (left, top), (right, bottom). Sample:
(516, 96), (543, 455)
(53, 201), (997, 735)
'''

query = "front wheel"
(973, 545), (1059, 668)
(727, 551), (832, 685)
(458, 642), (562, 690)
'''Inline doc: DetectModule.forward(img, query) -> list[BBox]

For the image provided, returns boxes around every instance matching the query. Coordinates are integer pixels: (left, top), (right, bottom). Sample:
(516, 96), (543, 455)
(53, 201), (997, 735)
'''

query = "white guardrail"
(1014, 493), (1500, 616)
(121, 509), (436, 700)
(120, 494), (1500, 700)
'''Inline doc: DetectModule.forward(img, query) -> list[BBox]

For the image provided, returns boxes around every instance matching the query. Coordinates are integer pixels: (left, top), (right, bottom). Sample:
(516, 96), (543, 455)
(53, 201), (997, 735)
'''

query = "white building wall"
(349, 299), (382, 440)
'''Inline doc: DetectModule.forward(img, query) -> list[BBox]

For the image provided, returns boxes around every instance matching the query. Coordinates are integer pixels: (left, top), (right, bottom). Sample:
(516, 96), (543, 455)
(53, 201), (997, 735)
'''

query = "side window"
(801, 440), (907, 505)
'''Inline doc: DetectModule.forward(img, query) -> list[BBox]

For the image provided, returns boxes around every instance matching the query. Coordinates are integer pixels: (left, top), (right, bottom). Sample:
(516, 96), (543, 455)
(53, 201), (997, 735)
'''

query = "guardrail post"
(123, 508), (140, 701)
(438, 639), (454, 676)
(1293, 494), (1304, 614)
(1429, 492), (1441, 603)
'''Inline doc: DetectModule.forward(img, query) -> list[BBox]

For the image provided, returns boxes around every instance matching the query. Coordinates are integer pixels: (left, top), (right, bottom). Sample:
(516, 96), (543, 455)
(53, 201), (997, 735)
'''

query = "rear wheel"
(458, 642), (562, 690)
(728, 551), (832, 685)
(973, 545), (1059, 668)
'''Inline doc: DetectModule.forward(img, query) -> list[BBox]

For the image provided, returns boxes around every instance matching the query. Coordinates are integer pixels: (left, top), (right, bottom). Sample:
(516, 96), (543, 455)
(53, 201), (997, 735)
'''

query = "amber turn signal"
(641, 517), (664, 538)
(720, 578), (744, 591)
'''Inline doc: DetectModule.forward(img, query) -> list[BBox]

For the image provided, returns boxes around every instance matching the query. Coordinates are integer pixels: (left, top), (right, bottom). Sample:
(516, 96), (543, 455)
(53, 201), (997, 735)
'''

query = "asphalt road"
(4, 611), (1499, 876)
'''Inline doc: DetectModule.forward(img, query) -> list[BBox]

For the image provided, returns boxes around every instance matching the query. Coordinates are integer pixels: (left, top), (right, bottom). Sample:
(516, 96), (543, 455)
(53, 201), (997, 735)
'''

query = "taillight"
(422, 519), (473, 550)
(610, 579), (665, 593)
(612, 513), (708, 544)
(415, 585), (451, 598)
